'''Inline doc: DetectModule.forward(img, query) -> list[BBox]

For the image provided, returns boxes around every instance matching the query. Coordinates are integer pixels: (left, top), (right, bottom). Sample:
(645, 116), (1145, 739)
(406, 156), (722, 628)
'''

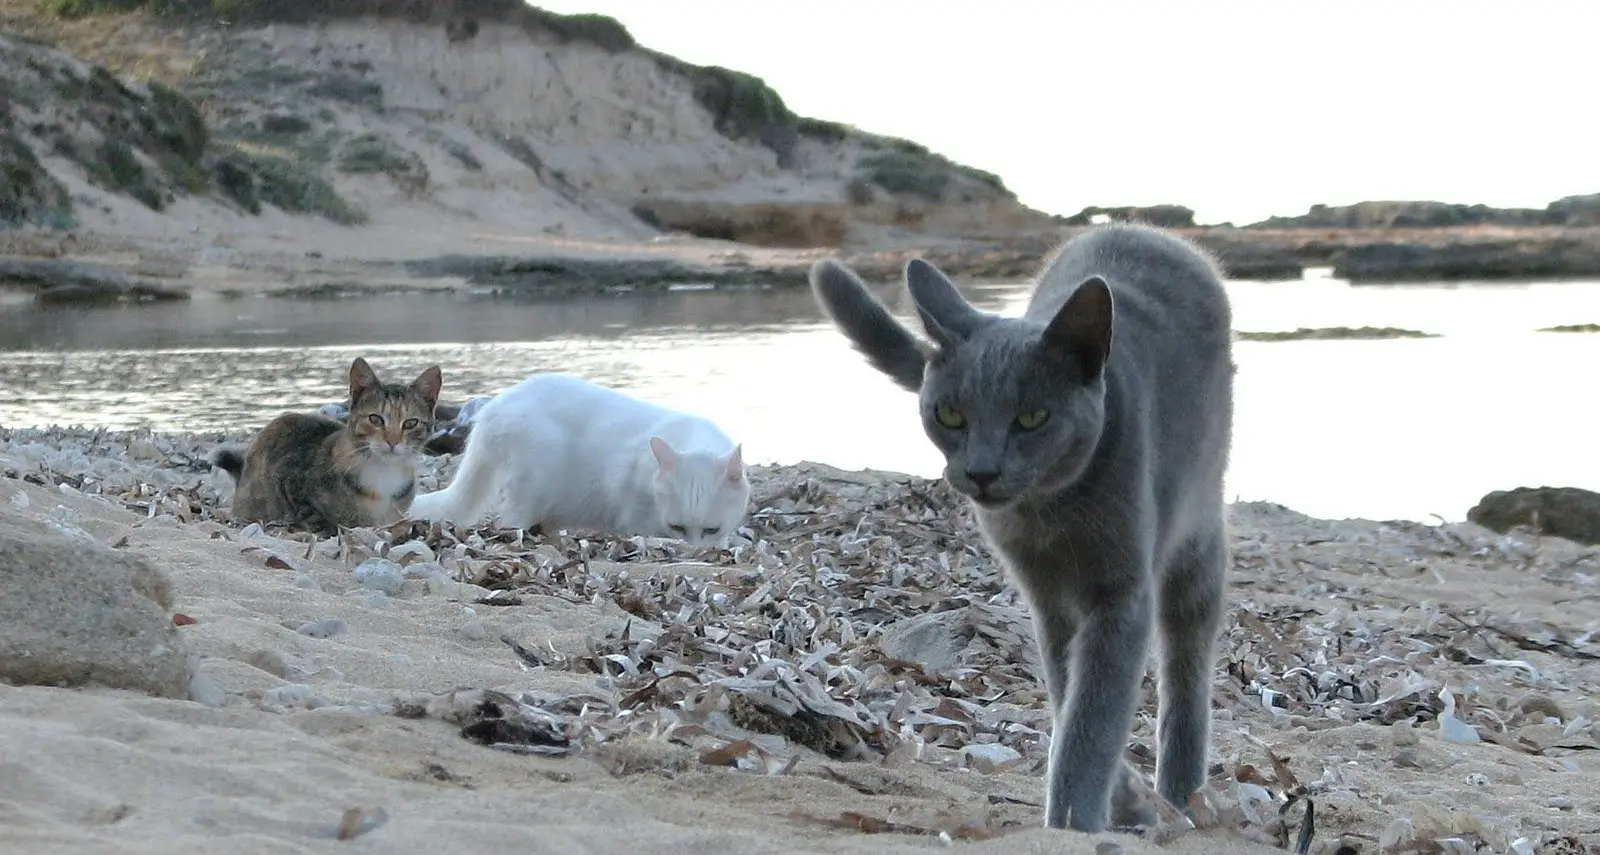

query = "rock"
(0, 258), (188, 304)
(876, 610), (972, 674)
(1332, 239), (1600, 283)
(960, 742), (1023, 774)
(0, 512), (192, 698)
(1060, 204), (1196, 228)
(296, 618), (348, 638)
(1547, 193), (1600, 226)
(386, 541), (435, 565)
(1467, 486), (1600, 545)
(352, 557), (405, 595)
(1248, 200), (1550, 229)
(458, 618), (491, 642)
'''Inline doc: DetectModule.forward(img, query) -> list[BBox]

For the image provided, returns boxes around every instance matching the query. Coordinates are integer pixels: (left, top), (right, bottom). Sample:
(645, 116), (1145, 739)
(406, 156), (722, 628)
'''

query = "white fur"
(408, 374), (750, 548)
(360, 457), (415, 500)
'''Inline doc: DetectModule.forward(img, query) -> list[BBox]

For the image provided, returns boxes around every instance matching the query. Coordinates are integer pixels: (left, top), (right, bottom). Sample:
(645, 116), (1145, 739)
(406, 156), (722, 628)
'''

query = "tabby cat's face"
(343, 359), (443, 459)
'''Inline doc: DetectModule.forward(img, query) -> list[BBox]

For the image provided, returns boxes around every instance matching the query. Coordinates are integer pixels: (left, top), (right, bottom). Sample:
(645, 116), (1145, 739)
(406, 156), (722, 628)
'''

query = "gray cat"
(809, 223), (1233, 833)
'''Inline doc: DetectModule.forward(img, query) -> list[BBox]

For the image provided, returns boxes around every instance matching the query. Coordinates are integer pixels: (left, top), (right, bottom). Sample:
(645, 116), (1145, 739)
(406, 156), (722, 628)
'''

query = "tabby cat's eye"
(367, 413), (385, 426)
(1015, 409), (1050, 431)
(402, 418), (419, 429)
(934, 403), (967, 429)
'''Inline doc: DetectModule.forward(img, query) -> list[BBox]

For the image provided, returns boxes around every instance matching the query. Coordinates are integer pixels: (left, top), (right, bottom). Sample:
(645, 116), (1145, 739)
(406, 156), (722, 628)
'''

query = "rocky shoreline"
(7, 223), (1600, 304)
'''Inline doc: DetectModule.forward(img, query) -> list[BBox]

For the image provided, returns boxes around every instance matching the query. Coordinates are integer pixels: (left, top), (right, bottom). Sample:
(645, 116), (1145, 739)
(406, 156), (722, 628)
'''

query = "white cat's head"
(647, 437), (750, 548)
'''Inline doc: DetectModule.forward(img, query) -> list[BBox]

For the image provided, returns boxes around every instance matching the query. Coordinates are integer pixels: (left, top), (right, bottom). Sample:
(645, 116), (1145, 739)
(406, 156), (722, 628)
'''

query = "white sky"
(531, 0), (1596, 224)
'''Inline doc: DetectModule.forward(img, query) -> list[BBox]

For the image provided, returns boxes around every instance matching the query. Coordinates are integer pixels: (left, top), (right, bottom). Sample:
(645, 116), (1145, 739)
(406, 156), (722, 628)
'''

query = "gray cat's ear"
(905, 258), (984, 348)
(411, 365), (443, 407)
(723, 444), (744, 482)
(348, 357), (381, 400)
(1043, 276), (1114, 377)
(809, 259), (932, 393)
(649, 436), (678, 472)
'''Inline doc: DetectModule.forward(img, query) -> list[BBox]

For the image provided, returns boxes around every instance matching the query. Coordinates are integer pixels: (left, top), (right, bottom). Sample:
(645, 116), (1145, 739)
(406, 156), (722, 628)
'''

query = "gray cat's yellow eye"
(669, 524), (687, 535)
(702, 527), (719, 538)
(934, 403), (966, 429)
(367, 414), (384, 426)
(402, 418), (419, 429)
(1015, 409), (1050, 430)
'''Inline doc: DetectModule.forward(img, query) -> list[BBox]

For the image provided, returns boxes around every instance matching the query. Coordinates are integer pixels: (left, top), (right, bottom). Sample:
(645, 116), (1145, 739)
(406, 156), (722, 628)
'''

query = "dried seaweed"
(5, 427), (1600, 851)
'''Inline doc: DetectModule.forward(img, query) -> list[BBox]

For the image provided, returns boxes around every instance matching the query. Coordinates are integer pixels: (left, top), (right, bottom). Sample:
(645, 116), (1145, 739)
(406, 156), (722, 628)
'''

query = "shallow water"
(4, 274), (1600, 523)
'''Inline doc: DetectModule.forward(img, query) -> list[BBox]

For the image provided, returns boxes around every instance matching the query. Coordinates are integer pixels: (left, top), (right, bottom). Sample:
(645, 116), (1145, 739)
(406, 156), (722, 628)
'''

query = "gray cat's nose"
(966, 469), (1000, 489)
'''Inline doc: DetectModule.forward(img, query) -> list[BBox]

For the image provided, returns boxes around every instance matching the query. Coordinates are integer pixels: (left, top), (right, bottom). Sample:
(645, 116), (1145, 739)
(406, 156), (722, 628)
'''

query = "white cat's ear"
(1043, 276), (1114, 377)
(411, 365), (443, 407)
(723, 444), (745, 482)
(348, 357), (381, 400)
(649, 436), (679, 472)
(905, 258), (985, 349)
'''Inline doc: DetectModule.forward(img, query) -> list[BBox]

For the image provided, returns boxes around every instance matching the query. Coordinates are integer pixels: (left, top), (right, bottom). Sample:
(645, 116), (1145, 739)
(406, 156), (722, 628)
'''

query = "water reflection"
(4, 278), (1600, 522)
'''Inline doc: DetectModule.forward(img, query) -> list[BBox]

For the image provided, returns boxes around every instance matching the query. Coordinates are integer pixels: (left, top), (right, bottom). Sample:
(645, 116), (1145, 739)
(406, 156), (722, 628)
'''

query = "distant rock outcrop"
(1467, 486), (1600, 546)
(1247, 197), (1600, 230)
(1058, 204), (1196, 228)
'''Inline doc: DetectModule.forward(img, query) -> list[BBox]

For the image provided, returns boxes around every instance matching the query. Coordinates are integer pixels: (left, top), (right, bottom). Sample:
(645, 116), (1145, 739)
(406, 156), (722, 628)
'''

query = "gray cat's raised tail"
(807, 260), (932, 392)
(210, 447), (245, 481)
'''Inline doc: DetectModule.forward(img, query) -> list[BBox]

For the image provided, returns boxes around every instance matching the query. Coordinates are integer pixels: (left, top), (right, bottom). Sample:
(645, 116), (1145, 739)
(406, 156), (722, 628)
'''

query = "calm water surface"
(3, 274), (1600, 523)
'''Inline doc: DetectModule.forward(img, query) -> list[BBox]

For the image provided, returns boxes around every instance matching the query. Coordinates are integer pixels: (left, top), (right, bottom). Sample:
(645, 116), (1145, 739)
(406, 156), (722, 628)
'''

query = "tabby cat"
(212, 357), (442, 534)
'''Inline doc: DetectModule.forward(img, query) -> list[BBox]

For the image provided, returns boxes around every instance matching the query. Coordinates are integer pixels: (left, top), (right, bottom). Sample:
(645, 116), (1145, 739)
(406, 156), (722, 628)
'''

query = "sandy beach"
(2, 426), (1597, 853)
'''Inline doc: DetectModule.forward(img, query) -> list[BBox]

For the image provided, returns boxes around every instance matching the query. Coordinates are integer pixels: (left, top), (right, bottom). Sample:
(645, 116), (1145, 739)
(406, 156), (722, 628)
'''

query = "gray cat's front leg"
(1154, 534), (1226, 811)
(1045, 594), (1153, 832)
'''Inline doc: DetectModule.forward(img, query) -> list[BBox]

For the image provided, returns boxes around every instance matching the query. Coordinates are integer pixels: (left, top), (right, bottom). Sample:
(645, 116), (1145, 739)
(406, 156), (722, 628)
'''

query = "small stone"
(1096, 843), (1126, 855)
(247, 649), (292, 678)
(387, 541), (435, 565)
(362, 591), (389, 608)
(959, 743), (1023, 774)
(262, 683), (325, 709)
(1548, 796), (1575, 810)
(352, 558), (405, 596)
(296, 618), (348, 639)
(293, 573), (321, 590)
(404, 560), (446, 579)
(188, 670), (225, 708)
(458, 618), (490, 642)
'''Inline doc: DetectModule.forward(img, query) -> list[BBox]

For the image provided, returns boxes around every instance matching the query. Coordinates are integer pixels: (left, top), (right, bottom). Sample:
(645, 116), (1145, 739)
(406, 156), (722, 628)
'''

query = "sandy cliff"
(0, 0), (1050, 259)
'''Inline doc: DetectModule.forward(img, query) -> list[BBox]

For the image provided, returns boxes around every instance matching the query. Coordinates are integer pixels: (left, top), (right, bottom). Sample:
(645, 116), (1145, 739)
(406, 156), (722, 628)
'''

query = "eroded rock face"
(0, 513), (192, 698)
(1467, 486), (1600, 546)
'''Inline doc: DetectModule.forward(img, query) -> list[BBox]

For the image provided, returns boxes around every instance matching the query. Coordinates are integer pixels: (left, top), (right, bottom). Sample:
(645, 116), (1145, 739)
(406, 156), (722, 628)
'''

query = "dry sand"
(2, 428), (1598, 854)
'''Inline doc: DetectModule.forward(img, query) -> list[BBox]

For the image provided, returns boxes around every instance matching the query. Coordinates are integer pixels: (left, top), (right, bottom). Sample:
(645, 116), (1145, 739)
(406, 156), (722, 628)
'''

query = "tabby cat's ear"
(1042, 276), (1114, 377)
(723, 444), (744, 483)
(348, 357), (381, 401)
(649, 436), (678, 472)
(905, 258), (985, 349)
(411, 365), (443, 408)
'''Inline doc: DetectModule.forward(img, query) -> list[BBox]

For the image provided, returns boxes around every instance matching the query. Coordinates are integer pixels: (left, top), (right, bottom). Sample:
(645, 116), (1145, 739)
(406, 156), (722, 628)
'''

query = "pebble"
(352, 558), (405, 596)
(404, 560), (447, 580)
(459, 618), (491, 642)
(1547, 796), (1575, 811)
(959, 743), (1023, 774)
(361, 591), (389, 608)
(262, 683), (325, 709)
(248, 649), (292, 678)
(296, 618), (348, 638)
(387, 542), (435, 565)
(293, 573), (321, 591)
(188, 670), (226, 708)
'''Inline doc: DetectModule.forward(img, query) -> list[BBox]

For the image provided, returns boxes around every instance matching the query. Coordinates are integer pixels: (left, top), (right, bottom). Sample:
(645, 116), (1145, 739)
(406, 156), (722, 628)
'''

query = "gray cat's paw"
(1108, 763), (1162, 830)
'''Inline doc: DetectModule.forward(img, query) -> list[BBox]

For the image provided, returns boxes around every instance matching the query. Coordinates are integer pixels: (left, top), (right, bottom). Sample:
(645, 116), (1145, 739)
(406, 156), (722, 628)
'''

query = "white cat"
(408, 373), (750, 548)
